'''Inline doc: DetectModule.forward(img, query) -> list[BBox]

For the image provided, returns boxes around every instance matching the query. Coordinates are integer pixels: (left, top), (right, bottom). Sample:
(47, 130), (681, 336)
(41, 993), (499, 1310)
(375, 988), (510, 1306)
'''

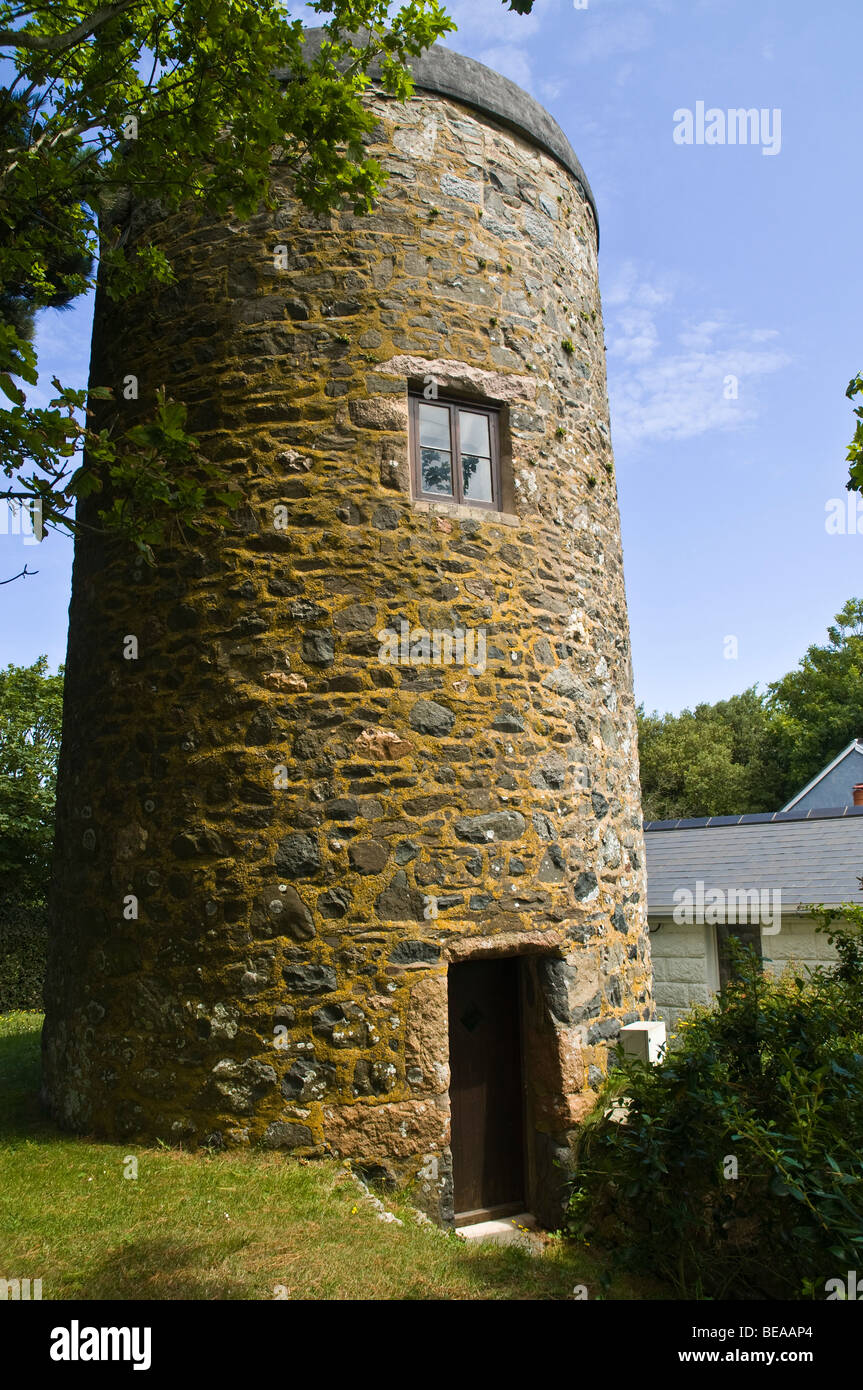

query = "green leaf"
(0, 374), (25, 405)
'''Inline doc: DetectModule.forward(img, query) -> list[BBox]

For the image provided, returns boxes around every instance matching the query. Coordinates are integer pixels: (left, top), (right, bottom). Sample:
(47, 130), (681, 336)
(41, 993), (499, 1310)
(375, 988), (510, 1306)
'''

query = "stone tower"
(43, 34), (652, 1226)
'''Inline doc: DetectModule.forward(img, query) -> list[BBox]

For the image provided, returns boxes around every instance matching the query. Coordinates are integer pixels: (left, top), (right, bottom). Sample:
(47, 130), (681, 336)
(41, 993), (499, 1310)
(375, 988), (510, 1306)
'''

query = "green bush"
(0, 895), (47, 1013)
(0, 658), (63, 899)
(568, 932), (863, 1299)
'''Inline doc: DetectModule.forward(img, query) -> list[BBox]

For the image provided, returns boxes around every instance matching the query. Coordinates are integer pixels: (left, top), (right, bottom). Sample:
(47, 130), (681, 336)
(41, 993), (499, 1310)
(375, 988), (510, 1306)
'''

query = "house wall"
(788, 749), (863, 810)
(650, 914), (841, 1032)
(648, 919), (719, 1031)
(760, 915), (838, 976)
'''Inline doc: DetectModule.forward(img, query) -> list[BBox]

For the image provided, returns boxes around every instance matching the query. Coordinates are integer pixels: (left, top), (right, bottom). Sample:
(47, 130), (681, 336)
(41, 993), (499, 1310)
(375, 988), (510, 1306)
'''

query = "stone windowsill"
(412, 498), (520, 527)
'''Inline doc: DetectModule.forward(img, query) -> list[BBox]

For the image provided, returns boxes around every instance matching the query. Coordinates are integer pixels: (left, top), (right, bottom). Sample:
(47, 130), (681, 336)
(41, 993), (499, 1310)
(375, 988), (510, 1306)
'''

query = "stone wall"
(43, 67), (652, 1225)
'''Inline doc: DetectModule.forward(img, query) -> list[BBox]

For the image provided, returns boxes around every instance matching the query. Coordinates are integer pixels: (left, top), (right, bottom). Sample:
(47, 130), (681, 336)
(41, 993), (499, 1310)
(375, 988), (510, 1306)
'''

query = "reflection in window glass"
(421, 447), (453, 496)
(419, 403), (451, 451)
(459, 411), (490, 457)
(462, 453), (493, 502)
(459, 411), (492, 503)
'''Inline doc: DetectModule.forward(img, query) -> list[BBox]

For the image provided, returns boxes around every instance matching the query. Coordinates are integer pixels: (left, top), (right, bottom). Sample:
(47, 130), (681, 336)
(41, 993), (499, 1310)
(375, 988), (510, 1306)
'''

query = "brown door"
(448, 956), (525, 1222)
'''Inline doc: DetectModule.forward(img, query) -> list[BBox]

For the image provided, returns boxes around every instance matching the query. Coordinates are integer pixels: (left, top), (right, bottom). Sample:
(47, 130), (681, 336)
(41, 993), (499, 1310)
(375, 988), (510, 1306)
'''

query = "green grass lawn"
(0, 1011), (664, 1300)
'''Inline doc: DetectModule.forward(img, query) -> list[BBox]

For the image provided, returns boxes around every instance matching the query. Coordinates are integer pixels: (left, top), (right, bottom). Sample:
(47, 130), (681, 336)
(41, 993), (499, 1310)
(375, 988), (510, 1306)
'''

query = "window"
(408, 394), (501, 510)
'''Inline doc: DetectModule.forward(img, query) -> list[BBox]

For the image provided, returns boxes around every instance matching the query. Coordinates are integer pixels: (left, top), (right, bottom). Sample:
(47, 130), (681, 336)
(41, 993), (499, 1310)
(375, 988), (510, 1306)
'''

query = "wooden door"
(448, 956), (525, 1222)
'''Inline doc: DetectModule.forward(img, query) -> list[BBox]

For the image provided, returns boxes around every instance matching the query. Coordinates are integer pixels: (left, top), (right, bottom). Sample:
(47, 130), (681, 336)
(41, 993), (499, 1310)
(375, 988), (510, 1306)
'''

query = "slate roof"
(644, 806), (863, 913)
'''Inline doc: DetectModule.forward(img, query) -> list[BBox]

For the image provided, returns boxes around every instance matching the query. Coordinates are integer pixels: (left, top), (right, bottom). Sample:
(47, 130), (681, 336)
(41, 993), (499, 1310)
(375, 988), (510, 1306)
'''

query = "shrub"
(0, 657), (63, 897)
(0, 895), (47, 1013)
(568, 933), (863, 1299)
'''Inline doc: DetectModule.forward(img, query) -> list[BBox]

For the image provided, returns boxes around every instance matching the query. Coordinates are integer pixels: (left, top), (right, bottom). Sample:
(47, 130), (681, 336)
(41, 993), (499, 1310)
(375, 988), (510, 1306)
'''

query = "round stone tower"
(43, 34), (652, 1226)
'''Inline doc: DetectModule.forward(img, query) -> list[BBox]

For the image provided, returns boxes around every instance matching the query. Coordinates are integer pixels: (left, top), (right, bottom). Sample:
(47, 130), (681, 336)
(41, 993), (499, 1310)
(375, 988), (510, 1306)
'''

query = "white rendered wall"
(650, 914), (841, 1033)
(760, 915), (838, 976)
(649, 920), (719, 1031)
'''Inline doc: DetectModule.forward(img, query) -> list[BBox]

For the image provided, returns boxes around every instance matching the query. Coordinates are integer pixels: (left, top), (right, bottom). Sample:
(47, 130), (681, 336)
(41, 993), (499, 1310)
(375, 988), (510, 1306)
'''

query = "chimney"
(853, 784), (863, 806)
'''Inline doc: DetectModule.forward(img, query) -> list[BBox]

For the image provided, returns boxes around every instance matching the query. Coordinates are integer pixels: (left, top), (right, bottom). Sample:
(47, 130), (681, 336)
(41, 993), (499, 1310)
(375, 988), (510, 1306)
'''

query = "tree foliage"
(0, 656), (63, 896)
(637, 687), (789, 821)
(0, 1), (532, 565)
(569, 930), (863, 1299)
(638, 599), (863, 819)
(845, 372), (863, 495)
(766, 597), (863, 789)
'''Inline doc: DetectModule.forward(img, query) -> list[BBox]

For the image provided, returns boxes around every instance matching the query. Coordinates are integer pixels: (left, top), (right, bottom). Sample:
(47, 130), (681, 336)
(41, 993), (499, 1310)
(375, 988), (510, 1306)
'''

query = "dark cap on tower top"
(284, 29), (598, 241)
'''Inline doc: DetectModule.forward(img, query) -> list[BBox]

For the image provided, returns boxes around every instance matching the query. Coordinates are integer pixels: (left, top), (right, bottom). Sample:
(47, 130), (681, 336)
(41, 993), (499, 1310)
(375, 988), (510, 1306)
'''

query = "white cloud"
(296, 2), (546, 48)
(439, 0), (546, 44)
(604, 262), (672, 308)
(421, 0), (552, 93)
(567, 5), (655, 65)
(676, 319), (727, 350)
(478, 44), (533, 90)
(605, 264), (790, 448)
(538, 77), (565, 102)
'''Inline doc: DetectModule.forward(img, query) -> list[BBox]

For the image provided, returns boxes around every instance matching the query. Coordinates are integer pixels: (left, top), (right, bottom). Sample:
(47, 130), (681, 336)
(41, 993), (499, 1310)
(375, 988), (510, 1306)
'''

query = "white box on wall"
(620, 1020), (667, 1064)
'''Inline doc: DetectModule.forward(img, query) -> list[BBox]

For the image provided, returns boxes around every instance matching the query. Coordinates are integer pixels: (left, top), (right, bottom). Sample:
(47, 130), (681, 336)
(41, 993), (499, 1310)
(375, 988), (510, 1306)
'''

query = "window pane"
(421, 447), (453, 495)
(462, 453), (493, 503)
(459, 410), (490, 457)
(419, 403), (451, 451)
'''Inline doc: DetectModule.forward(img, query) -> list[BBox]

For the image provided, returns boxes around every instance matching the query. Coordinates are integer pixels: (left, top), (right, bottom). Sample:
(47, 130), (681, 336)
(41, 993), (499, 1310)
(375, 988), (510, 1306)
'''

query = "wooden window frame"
(408, 393), (501, 510)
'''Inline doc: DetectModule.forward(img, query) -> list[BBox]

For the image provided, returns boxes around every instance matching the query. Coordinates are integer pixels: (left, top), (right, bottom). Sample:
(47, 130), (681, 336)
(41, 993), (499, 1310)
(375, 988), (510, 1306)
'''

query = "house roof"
(781, 739), (863, 810)
(644, 806), (863, 914)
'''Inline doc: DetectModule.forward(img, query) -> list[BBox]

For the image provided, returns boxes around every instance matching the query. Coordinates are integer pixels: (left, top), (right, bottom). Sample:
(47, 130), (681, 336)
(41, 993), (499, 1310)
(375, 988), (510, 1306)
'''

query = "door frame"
(447, 953), (528, 1224)
(441, 933), (578, 1230)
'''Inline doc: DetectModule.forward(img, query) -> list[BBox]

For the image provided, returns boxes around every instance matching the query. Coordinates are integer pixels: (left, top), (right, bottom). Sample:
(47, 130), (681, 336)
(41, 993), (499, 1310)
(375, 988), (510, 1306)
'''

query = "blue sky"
(3, 0), (861, 716)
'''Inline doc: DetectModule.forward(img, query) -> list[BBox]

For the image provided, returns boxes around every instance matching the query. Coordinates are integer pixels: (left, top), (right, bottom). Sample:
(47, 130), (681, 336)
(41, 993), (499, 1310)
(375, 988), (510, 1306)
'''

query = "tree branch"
(0, 0), (140, 54)
(0, 562), (39, 584)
